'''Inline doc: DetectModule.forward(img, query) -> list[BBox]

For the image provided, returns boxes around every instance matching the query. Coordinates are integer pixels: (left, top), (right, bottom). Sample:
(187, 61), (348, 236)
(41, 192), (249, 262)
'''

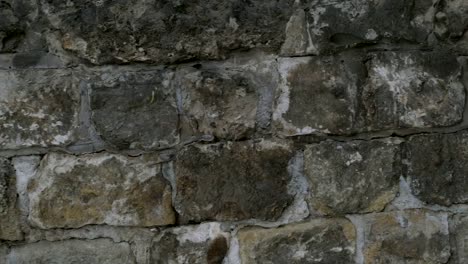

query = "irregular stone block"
(304, 138), (401, 215)
(358, 210), (450, 264)
(28, 152), (175, 228)
(89, 69), (178, 150)
(404, 131), (468, 206)
(178, 55), (277, 140)
(174, 140), (294, 223)
(6, 239), (135, 264)
(363, 51), (464, 130)
(274, 51), (464, 136)
(0, 70), (79, 149)
(434, 0), (468, 42)
(151, 223), (229, 264)
(42, 0), (295, 65)
(281, 0), (434, 55)
(0, 158), (22, 240)
(274, 52), (367, 135)
(449, 214), (468, 264)
(238, 219), (356, 264)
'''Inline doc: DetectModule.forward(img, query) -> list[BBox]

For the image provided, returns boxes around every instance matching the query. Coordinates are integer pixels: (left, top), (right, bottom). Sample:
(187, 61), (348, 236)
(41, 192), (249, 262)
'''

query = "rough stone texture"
(0, 69), (79, 149)
(0, 158), (22, 240)
(28, 152), (175, 228)
(359, 210), (450, 264)
(178, 54), (277, 140)
(174, 141), (294, 223)
(238, 219), (356, 264)
(41, 0), (295, 65)
(449, 214), (468, 264)
(436, 0), (468, 53)
(89, 68), (178, 150)
(404, 130), (468, 206)
(304, 138), (402, 215)
(274, 52), (366, 136)
(281, 0), (434, 56)
(274, 51), (465, 136)
(5, 239), (135, 264)
(363, 51), (465, 131)
(151, 223), (229, 264)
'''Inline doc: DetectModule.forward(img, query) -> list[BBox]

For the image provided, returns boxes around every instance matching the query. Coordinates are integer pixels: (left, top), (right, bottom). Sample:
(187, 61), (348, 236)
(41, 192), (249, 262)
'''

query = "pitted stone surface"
(274, 52), (366, 136)
(28, 152), (175, 228)
(151, 223), (229, 264)
(363, 51), (465, 130)
(178, 55), (277, 140)
(281, 0), (435, 55)
(360, 210), (450, 264)
(5, 239), (135, 264)
(41, 0), (295, 65)
(274, 51), (464, 136)
(174, 141), (294, 223)
(89, 69), (178, 150)
(0, 70), (79, 149)
(304, 138), (402, 215)
(449, 214), (468, 264)
(404, 131), (468, 206)
(238, 219), (356, 264)
(0, 158), (22, 241)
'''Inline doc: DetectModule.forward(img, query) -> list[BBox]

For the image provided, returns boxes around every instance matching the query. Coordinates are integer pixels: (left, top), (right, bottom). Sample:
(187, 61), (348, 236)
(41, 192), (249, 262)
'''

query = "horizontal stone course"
(274, 50), (465, 136)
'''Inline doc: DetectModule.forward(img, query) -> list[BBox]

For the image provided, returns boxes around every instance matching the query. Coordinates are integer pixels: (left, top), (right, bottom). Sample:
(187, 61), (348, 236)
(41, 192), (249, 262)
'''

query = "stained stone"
(89, 69), (178, 150)
(281, 0), (434, 55)
(5, 239), (135, 264)
(449, 214), (468, 264)
(174, 141), (294, 223)
(274, 51), (465, 136)
(404, 131), (468, 206)
(363, 51), (465, 130)
(28, 152), (175, 228)
(304, 138), (402, 215)
(41, 0), (295, 65)
(0, 70), (79, 149)
(359, 210), (450, 264)
(274, 52), (367, 136)
(178, 55), (277, 140)
(238, 219), (356, 264)
(0, 158), (22, 241)
(151, 223), (229, 264)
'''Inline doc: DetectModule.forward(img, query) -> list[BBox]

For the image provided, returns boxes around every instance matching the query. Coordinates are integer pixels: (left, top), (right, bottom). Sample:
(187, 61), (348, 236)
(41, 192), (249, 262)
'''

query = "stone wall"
(1, 0), (468, 263)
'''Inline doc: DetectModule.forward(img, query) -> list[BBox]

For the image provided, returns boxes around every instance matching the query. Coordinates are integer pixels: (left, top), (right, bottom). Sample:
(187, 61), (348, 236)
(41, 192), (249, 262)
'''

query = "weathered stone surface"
(174, 140), (294, 223)
(434, 0), (468, 53)
(449, 214), (468, 264)
(41, 0), (294, 65)
(281, 0), (434, 55)
(151, 223), (229, 264)
(178, 54), (277, 140)
(274, 51), (464, 136)
(404, 130), (468, 206)
(0, 70), (79, 149)
(238, 219), (356, 264)
(0, 158), (22, 240)
(89, 69), (178, 150)
(5, 239), (135, 264)
(28, 152), (175, 228)
(304, 138), (401, 215)
(0, 0), (39, 53)
(274, 52), (366, 135)
(359, 210), (450, 264)
(363, 51), (464, 130)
